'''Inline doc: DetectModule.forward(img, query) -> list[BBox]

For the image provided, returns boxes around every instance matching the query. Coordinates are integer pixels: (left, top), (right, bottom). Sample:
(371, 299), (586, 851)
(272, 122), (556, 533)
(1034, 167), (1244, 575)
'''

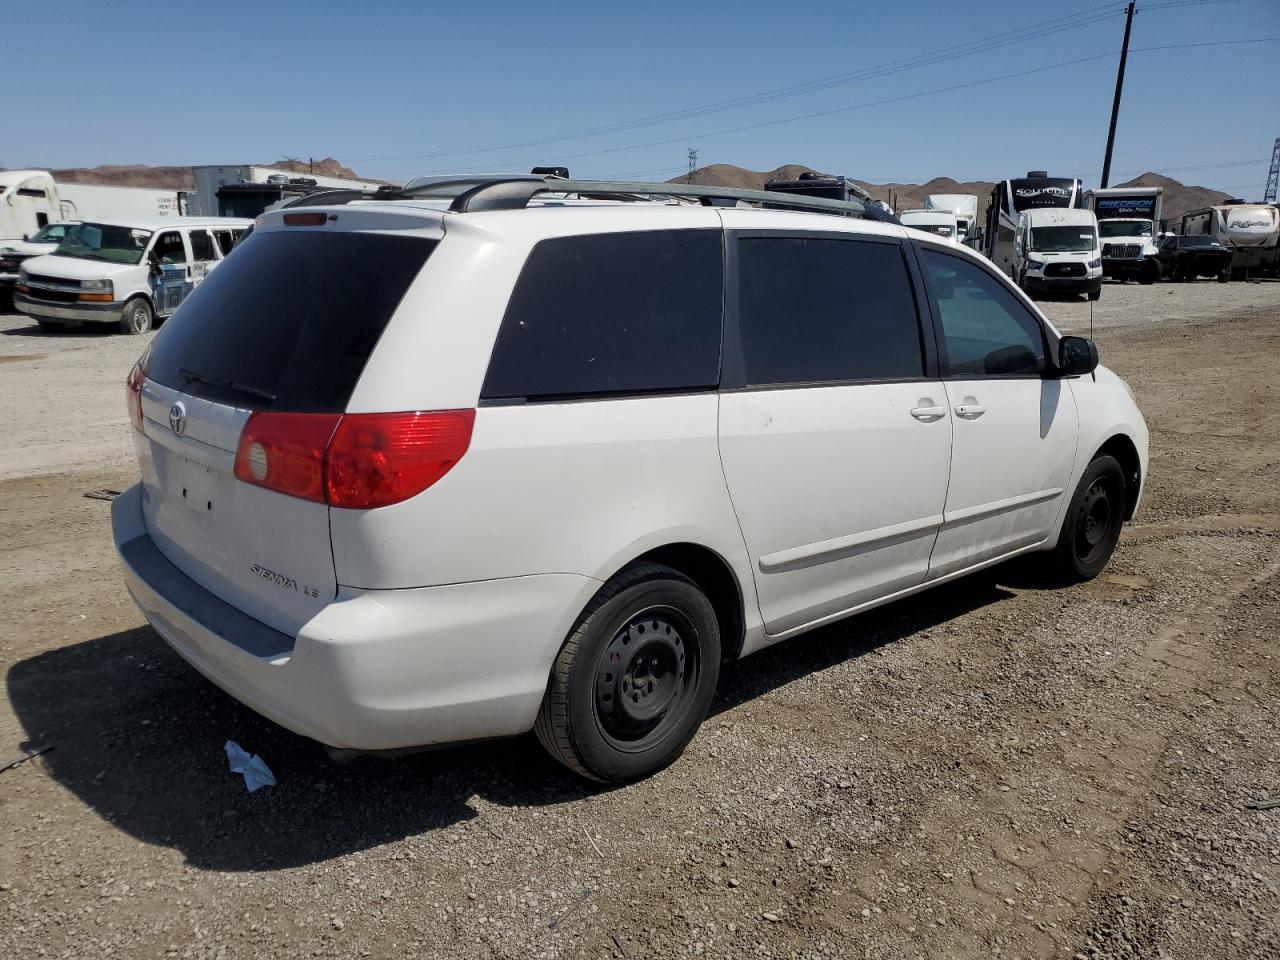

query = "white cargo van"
(15, 216), (251, 334)
(1013, 208), (1102, 300)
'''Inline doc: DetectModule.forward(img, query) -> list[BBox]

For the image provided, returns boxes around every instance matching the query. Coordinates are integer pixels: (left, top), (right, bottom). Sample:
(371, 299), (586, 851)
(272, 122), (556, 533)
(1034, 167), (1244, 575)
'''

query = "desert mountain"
(46, 157), (365, 191)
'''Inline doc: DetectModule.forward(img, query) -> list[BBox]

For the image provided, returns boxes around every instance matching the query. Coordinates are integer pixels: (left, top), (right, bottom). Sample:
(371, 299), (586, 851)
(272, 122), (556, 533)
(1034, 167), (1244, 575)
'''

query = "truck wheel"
(1140, 261), (1159, 285)
(535, 562), (721, 783)
(119, 298), (153, 336)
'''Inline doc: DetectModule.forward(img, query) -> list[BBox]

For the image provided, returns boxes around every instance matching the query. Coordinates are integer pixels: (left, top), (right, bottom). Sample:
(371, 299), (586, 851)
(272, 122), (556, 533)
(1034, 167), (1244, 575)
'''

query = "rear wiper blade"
(178, 367), (276, 402)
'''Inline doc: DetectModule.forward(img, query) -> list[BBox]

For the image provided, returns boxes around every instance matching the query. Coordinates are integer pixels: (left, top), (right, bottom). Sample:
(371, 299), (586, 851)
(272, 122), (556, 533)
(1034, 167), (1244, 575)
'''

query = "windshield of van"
(55, 222), (152, 264)
(1099, 220), (1152, 239)
(30, 224), (72, 244)
(1030, 226), (1095, 253)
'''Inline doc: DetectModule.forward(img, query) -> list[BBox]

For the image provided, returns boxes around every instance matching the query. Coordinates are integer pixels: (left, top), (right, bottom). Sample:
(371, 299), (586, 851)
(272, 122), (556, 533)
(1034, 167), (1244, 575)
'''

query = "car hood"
(19, 253), (136, 280)
(0, 240), (57, 257)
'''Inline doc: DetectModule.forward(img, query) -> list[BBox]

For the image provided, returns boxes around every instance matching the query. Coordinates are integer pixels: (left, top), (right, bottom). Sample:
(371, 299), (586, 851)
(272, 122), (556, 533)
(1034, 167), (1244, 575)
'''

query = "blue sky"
(11, 0), (1279, 195)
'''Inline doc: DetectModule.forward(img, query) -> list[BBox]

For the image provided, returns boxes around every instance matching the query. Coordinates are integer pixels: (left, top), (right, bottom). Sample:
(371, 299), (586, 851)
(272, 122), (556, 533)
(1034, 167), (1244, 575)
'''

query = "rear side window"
(189, 229), (216, 261)
(732, 236), (924, 386)
(148, 231), (436, 411)
(481, 230), (723, 401)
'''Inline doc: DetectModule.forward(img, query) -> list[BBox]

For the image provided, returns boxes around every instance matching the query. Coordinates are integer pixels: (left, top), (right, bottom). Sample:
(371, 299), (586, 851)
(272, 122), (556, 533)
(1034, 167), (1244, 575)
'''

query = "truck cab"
(1013, 207), (1102, 300)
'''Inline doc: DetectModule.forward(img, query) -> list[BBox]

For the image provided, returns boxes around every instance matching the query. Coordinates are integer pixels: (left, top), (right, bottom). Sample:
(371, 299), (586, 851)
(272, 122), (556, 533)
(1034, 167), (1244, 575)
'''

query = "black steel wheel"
(535, 562), (721, 782)
(119, 297), (153, 336)
(1043, 454), (1127, 583)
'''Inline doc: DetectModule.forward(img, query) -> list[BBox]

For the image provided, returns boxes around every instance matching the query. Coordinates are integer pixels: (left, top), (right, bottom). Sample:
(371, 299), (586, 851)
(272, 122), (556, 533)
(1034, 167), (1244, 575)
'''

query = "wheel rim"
(1075, 479), (1117, 564)
(594, 606), (699, 751)
(128, 303), (148, 333)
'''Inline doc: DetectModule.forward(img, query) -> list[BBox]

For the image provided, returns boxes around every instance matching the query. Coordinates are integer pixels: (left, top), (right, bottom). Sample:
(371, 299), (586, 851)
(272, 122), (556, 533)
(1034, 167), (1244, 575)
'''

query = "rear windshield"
(148, 230), (436, 411)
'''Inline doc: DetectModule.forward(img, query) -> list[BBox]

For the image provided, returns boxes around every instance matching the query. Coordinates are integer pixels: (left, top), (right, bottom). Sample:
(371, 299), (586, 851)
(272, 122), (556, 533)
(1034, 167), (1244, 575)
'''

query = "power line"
(349, 2), (1126, 164)
(484, 36), (1278, 170)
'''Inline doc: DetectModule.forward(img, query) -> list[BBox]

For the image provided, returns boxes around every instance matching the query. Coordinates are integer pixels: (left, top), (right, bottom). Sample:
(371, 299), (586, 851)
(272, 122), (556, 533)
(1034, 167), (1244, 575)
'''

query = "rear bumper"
(111, 484), (597, 750)
(14, 293), (124, 324)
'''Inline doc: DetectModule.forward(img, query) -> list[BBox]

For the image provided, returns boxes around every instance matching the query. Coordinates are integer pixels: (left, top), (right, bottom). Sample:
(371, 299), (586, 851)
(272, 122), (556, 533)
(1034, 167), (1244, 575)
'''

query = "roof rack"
(445, 178), (897, 221)
(281, 176), (899, 223)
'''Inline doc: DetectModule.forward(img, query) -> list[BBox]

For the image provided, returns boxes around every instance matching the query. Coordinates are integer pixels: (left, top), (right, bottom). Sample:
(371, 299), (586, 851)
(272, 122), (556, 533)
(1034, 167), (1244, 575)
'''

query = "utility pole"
(1100, 1), (1135, 188)
(1264, 136), (1279, 204)
(687, 148), (698, 184)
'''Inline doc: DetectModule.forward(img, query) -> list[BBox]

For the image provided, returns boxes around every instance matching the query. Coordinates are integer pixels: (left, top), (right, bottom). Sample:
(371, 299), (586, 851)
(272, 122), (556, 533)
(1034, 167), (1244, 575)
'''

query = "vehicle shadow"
(0, 318), (118, 339)
(7, 572), (1014, 871)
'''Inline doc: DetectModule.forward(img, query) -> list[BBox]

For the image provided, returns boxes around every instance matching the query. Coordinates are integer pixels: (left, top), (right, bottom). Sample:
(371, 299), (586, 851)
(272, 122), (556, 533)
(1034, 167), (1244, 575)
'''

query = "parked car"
(0, 222), (77, 303)
(1155, 234), (1232, 282)
(14, 217), (251, 334)
(112, 182), (1149, 783)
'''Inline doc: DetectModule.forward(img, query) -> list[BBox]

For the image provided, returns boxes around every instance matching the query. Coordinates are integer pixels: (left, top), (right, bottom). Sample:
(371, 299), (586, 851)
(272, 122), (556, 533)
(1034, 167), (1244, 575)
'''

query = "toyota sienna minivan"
(113, 178), (1148, 782)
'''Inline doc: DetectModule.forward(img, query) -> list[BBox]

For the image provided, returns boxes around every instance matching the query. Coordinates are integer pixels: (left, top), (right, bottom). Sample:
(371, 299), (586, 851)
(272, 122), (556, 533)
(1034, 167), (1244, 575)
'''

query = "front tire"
(1140, 261), (1159, 285)
(1044, 455), (1127, 583)
(119, 297), (153, 335)
(1087, 287), (1101, 301)
(535, 562), (721, 783)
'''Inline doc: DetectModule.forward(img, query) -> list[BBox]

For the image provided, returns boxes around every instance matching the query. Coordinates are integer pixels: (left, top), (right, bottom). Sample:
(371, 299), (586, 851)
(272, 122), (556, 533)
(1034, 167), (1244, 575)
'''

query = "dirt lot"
(1, 279), (1278, 960)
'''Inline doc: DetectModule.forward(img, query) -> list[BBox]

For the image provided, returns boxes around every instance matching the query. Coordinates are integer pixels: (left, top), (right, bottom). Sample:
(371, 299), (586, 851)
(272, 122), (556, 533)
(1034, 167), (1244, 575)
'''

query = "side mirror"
(1057, 335), (1098, 377)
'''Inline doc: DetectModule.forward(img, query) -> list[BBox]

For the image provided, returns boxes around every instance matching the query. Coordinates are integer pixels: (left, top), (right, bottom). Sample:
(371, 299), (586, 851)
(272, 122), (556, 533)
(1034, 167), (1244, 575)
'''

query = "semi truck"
(1, 170), (190, 300)
(1083, 186), (1163, 284)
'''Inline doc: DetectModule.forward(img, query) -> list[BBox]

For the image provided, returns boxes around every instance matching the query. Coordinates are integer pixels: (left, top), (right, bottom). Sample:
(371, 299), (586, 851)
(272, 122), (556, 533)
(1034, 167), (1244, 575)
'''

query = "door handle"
(910, 404), (947, 423)
(954, 403), (986, 420)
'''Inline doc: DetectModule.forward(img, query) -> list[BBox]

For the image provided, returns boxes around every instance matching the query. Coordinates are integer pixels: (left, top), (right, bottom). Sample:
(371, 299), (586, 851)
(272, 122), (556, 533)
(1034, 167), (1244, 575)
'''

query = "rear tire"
(535, 562), (721, 783)
(119, 297), (152, 336)
(1043, 455), (1127, 584)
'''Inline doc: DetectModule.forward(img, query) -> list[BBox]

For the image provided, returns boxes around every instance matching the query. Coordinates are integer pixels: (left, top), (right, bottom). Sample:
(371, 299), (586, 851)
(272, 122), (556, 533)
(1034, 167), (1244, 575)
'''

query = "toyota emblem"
(168, 401), (187, 436)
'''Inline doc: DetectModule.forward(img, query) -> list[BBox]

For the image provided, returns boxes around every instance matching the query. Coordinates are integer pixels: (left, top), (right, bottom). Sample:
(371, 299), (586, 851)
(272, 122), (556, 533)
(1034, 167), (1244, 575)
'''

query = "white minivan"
(112, 178), (1148, 782)
(15, 216), (251, 334)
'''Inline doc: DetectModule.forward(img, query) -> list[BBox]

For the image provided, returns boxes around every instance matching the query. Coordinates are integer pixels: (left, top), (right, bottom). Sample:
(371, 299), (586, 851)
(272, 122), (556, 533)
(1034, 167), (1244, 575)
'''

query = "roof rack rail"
(281, 185), (401, 208)
(274, 176), (899, 223)
(446, 177), (897, 222)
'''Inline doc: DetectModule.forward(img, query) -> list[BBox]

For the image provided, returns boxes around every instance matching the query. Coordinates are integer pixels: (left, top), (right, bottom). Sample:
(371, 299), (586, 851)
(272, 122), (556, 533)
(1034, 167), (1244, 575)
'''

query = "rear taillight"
(233, 410), (474, 509)
(326, 410), (475, 509)
(125, 348), (151, 433)
(234, 412), (341, 503)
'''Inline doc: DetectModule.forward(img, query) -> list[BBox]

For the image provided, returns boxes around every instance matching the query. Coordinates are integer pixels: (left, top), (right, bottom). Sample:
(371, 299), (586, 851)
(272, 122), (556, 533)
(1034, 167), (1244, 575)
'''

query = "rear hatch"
(134, 221), (439, 635)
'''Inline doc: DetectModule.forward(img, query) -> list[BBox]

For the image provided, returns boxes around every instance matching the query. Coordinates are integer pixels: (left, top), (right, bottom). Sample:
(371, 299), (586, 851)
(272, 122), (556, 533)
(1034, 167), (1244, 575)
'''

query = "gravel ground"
(1, 278), (1278, 960)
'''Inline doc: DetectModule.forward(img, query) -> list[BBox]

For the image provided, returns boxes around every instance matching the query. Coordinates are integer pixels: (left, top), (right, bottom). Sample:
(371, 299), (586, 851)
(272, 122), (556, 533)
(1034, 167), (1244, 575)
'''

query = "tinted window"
(921, 248), (1045, 377)
(189, 229), (216, 261)
(153, 231), (187, 264)
(148, 231), (435, 412)
(213, 230), (234, 255)
(481, 230), (722, 400)
(734, 236), (923, 386)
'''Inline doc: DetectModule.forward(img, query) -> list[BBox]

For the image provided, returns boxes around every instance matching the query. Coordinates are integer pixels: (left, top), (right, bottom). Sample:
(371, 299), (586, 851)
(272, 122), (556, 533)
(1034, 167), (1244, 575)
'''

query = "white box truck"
(1084, 187), (1163, 284)
(190, 165), (389, 218)
(924, 194), (979, 246)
